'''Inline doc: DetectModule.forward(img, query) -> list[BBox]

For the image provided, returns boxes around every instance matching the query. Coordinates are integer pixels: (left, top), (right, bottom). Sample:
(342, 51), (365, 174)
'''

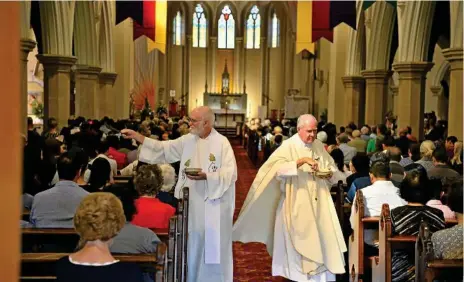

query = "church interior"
(0, 0), (462, 281)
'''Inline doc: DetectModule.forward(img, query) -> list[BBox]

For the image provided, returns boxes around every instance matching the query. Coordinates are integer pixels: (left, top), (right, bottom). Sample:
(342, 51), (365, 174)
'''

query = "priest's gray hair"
(297, 114), (318, 130)
(203, 107), (216, 126)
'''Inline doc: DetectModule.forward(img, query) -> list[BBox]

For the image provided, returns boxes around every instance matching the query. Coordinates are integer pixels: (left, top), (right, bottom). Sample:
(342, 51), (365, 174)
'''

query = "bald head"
(297, 114), (317, 130)
(189, 106), (215, 137)
(297, 114), (318, 144)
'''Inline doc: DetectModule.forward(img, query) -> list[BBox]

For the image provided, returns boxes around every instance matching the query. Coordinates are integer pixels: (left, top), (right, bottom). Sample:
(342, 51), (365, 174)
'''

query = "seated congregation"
(242, 114), (463, 282)
(22, 115), (188, 281)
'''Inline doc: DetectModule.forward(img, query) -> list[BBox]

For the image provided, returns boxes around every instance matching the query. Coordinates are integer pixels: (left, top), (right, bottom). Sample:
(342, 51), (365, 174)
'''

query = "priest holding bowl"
(233, 114), (346, 282)
(121, 106), (237, 282)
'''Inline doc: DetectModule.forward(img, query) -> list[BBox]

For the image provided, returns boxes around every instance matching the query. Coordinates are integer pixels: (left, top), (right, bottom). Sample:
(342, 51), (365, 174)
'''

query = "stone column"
(361, 70), (389, 126)
(430, 86), (448, 121)
(210, 37), (217, 92)
(98, 72), (117, 119)
(442, 48), (463, 139)
(391, 86), (399, 117)
(20, 39), (36, 135)
(342, 76), (365, 127)
(75, 65), (102, 119)
(392, 62), (433, 140)
(37, 54), (77, 128)
(234, 37), (243, 92)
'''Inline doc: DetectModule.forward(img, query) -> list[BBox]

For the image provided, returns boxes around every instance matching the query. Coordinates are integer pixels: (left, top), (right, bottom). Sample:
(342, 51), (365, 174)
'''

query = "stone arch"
(74, 2), (99, 66)
(431, 59), (450, 88)
(396, 1), (435, 62)
(39, 1), (75, 55)
(364, 1), (396, 70)
(168, 1), (189, 44)
(99, 1), (115, 73)
(241, 2), (266, 45)
(214, 1), (239, 37)
(186, 1), (211, 37)
(345, 0), (365, 76)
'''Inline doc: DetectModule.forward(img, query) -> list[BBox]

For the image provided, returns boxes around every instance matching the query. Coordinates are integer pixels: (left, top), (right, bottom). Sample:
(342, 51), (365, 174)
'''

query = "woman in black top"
(81, 157), (111, 193)
(56, 193), (143, 282)
(390, 165), (445, 282)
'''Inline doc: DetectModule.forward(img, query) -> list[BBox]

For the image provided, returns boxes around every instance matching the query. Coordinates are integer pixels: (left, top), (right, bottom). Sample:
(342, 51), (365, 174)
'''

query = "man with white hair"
(233, 114), (346, 281)
(121, 106), (237, 282)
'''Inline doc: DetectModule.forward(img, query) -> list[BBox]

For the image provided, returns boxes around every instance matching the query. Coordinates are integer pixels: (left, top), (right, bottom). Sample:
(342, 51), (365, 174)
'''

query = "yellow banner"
(147, 0), (167, 54)
(296, 1), (315, 55)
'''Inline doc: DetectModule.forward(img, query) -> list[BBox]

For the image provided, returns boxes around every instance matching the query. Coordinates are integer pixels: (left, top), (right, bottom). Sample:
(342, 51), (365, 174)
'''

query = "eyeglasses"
(187, 117), (202, 123)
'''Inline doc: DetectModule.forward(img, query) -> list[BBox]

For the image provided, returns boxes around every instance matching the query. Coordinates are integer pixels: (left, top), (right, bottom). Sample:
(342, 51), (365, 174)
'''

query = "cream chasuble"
(233, 135), (346, 281)
(139, 129), (237, 282)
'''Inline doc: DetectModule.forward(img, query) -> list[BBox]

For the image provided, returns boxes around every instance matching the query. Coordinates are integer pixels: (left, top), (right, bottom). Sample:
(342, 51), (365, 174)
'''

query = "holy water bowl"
(185, 168), (202, 176)
(315, 168), (332, 178)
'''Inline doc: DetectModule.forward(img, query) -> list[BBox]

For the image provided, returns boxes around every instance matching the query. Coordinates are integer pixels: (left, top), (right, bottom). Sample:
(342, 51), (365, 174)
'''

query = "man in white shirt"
(349, 160), (407, 246)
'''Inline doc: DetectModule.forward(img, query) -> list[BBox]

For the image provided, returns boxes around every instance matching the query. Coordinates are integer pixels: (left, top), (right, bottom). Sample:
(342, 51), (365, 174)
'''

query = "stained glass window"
(271, 12), (280, 48)
(172, 11), (182, 46)
(218, 5), (235, 49)
(246, 5), (261, 49)
(192, 4), (207, 48)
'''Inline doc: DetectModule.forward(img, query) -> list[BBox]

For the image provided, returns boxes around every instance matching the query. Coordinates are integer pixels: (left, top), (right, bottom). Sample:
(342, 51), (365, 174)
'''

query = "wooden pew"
(165, 187), (189, 282)
(348, 189), (380, 282)
(372, 204), (459, 282)
(21, 243), (167, 281)
(330, 181), (346, 227)
(415, 222), (463, 282)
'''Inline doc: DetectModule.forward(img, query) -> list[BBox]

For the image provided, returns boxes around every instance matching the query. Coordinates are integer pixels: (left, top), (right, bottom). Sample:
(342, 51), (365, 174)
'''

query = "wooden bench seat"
(415, 221), (463, 282)
(371, 204), (459, 282)
(21, 243), (167, 281)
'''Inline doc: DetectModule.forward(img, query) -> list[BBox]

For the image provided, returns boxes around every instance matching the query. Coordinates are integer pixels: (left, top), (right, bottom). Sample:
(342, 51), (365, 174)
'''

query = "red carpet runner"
(232, 139), (285, 282)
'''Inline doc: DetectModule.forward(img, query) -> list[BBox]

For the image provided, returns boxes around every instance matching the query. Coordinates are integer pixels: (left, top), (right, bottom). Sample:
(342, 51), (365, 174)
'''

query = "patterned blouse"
(390, 205), (446, 282)
(432, 224), (463, 260)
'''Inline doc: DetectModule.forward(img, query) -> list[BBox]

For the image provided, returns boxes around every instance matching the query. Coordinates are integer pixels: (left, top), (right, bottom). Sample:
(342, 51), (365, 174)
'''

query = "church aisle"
(231, 139), (285, 282)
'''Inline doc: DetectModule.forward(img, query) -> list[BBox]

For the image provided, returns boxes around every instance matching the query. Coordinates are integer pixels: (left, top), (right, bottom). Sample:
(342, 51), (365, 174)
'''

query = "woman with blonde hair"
(131, 164), (176, 229)
(450, 141), (463, 175)
(56, 193), (143, 282)
(416, 140), (436, 172)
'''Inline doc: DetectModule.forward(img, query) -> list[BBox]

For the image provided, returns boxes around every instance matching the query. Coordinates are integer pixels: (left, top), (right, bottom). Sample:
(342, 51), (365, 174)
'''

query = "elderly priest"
(122, 106), (237, 282)
(233, 114), (346, 281)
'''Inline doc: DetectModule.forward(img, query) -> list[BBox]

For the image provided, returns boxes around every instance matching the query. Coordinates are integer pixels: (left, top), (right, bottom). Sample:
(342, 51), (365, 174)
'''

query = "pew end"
(415, 222), (463, 282)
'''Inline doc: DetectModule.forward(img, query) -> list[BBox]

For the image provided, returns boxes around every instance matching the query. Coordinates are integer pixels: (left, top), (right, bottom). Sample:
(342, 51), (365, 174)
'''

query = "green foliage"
(31, 100), (44, 119)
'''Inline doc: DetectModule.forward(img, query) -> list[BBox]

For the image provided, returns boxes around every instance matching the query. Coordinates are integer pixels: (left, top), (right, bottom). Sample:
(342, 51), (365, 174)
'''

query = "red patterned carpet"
(232, 139), (285, 282)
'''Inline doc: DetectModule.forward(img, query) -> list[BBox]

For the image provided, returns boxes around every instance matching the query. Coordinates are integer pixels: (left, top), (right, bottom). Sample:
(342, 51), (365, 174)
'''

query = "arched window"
(218, 5), (235, 49)
(192, 4), (207, 48)
(246, 5), (261, 49)
(270, 12), (280, 48)
(172, 11), (182, 46)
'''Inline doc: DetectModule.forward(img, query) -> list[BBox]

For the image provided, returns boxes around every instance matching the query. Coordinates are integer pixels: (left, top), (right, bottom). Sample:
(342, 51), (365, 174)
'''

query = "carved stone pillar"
(20, 39), (36, 135)
(442, 48), (463, 139)
(430, 86), (448, 121)
(75, 65), (102, 119)
(361, 70), (390, 126)
(391, 86), (399, 117)
(234, 37), (243, 92)
(392, 62), (433, 140)
(342, 76), (365, 127)
(210, 37), (217, 92)
(98, 72), (117, 119)
(37, 54), (77, 127)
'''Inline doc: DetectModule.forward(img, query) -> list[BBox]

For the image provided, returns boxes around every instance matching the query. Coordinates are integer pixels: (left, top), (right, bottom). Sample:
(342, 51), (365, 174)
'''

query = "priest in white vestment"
(233, 114), (346, 282)
(121, 106), (237, 282)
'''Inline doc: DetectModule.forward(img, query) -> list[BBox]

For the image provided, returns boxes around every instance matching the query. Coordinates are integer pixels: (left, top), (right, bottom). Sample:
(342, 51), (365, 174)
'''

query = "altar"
(203, 60), (247, 128)
(204, 93), (247, 128)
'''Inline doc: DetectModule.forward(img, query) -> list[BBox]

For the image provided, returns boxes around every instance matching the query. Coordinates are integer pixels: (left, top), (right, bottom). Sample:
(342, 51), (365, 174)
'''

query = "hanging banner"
(296, 1), (315, 54)
(147, 0), (167, 54)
